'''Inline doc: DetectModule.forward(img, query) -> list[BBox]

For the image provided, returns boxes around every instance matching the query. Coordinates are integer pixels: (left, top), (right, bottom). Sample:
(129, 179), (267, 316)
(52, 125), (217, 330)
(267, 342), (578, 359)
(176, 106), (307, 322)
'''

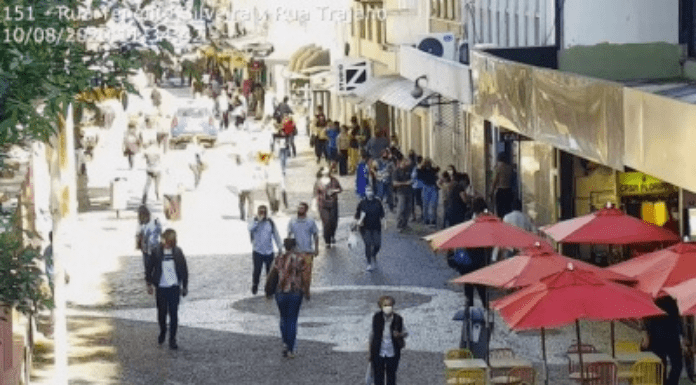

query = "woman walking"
(313, 167), (343, 248)
(355, 185), (385, 271)
(266, 238), (311, 358)
(369, 295), (409, 385)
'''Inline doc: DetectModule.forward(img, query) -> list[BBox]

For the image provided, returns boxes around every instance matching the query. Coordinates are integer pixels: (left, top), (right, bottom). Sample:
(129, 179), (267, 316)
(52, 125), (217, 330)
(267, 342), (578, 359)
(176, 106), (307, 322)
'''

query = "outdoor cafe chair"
(446, 368), (486, 385)
(584, 361), (618, 385)
(621, 359), (663, 385)
(490, 348), (516, 360)
(567, 343), (599, 373)
(614, 341), (641, 353)
(446, 348), (474, 359)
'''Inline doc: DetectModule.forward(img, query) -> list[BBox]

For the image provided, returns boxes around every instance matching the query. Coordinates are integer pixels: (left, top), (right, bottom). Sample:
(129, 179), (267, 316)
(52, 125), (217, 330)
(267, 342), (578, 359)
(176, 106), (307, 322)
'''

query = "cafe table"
(488, 357), (534, 378)
(445, 359), (490, 384)
(566, 353), (616, 383)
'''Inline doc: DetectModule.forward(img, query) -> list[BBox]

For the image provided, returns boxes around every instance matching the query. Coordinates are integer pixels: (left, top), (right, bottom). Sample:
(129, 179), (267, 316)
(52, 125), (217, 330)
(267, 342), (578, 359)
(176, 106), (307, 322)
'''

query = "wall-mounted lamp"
(410, 75), (428, 99)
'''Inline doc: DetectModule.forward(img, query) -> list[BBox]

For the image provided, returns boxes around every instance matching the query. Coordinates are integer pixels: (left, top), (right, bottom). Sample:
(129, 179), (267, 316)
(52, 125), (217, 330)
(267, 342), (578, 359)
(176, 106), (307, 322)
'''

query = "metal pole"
(542, 327), (549, 385)
(576, 319), (584, 382)
(611, 321), (616, 358)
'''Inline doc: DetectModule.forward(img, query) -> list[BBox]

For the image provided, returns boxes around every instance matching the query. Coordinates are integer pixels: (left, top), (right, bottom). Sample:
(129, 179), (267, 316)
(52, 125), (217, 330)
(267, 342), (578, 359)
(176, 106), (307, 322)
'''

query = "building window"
(679, 0), (696, 57)
(431, 0), (440, 17)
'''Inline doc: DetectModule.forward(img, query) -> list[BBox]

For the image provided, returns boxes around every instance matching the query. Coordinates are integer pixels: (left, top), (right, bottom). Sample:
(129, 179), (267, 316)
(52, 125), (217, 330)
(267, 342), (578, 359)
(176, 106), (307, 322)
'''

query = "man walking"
(142, 142), (162, 204)
(248, 205), (282, 295)
(146, 229), (188, 350)
(392, 157), (414, 232)
(136, 205), (162, 282)
(287, 202), (319, 256)
(355, 186), (385, 271)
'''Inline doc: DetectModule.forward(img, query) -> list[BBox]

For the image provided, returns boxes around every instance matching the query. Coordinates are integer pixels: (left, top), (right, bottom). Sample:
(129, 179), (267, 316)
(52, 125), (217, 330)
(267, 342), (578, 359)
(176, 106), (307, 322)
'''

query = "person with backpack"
(274, 96), (293, 123)
(248, 205), (283, 295)
(282, 116), (297, 157)
(136, 205), (162, 282)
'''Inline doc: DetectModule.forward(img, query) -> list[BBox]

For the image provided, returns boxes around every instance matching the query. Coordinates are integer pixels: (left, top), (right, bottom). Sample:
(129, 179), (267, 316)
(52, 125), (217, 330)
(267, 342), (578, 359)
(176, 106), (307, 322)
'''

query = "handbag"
(310, 134), (316, 147)
(365, 362), (374, 385)
(264, 266), (279, 298)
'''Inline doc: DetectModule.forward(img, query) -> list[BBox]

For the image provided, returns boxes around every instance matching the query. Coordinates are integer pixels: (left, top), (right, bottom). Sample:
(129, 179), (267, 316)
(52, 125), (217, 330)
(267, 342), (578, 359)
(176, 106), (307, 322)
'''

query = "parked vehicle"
(169, 106), (218, 148)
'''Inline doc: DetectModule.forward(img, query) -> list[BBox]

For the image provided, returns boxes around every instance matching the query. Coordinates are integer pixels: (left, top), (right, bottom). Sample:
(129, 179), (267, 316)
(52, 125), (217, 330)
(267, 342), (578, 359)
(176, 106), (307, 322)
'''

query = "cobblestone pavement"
(30, 84), (678, 385)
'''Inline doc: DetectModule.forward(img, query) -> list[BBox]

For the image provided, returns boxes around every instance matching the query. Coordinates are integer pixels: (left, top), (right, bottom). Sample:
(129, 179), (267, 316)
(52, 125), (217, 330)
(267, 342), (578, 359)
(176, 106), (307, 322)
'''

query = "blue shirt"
(356, 161), (370, 197)
(327, 127), (340, 149)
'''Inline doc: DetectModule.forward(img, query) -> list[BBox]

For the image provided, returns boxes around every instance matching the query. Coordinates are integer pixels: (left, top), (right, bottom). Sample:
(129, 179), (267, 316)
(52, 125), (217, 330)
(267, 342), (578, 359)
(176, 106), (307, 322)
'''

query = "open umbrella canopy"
(541, 206), (680, 245)
(451, 243), (635, 289)
(607, 242), (696, 297)
(663, 278), (696, 315)
(424, 212), (550, 250)
(492, 264), (665, 330)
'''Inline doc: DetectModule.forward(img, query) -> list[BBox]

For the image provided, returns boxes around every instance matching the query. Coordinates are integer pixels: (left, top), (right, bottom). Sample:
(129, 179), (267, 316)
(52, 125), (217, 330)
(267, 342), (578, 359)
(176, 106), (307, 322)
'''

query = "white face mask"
(382, 306), (393, 315)
(365, 190), (375, 199)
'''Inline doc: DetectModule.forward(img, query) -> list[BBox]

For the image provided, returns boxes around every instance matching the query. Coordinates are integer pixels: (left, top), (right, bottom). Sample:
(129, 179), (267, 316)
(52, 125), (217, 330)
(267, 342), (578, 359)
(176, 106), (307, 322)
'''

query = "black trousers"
(156, 286), (180, 342)
(654, 345), (683, 385)
(495, 188), (514, 218)
(320, 203), (339, 244)
(465, 284), (488, 308)
(315, 139), (327, 163)
(338, 150), (348, 175)
(373, 355), (400, 385)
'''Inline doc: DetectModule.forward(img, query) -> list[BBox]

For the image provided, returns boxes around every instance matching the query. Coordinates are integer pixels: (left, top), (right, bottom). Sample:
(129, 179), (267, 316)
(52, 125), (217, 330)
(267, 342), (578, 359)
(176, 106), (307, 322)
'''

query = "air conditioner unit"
(416, 33), (456, 61)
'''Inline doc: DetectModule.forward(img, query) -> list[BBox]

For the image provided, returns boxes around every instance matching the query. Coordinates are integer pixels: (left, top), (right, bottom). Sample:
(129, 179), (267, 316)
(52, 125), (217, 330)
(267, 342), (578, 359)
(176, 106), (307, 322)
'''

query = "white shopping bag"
(348, 228), (360, 250)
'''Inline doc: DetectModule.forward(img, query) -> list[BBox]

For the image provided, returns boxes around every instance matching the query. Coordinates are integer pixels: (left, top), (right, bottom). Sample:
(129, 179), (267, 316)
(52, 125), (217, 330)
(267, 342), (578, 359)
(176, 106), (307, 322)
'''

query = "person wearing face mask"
(369, 296), (408, 385)
(355, 185), (385, 271)
(313, 167), (343, 248)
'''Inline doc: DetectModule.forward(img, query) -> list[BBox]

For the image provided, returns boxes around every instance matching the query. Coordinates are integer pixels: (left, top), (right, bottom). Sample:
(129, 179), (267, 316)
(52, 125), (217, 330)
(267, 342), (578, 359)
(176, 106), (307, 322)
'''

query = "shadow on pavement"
(33, 316), (447, 385)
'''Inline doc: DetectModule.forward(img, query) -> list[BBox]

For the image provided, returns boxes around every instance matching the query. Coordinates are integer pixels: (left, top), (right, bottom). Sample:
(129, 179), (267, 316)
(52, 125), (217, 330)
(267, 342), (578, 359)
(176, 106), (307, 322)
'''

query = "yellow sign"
(618, 172), (675, 196)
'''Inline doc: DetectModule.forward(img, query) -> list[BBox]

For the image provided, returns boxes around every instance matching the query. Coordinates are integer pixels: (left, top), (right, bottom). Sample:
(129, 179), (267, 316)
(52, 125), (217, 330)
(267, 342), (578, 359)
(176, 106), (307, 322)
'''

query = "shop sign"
(335, 58), (370, 95)
(618, 172), (676, 196)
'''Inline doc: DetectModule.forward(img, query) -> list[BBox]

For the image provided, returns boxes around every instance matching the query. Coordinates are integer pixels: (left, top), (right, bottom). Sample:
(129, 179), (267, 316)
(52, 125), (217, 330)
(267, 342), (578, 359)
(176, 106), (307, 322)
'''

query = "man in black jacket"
(146, 228), (189, 350)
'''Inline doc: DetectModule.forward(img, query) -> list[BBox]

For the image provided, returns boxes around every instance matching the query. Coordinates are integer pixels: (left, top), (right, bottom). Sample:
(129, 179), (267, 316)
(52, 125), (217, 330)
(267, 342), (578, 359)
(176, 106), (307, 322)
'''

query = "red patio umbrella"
(663, 278), (696, 315)
(451, 243), (635, 289)
(541, 205), (680, 244)
(425, 212), (550, 250)
(492, 264), (664, 384)
(607, 242), (696, 298)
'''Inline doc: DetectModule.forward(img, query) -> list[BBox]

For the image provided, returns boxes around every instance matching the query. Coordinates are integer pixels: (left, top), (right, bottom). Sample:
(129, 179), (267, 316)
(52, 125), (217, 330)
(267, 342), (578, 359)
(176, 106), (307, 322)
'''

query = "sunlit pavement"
(29, 85), (656, 384)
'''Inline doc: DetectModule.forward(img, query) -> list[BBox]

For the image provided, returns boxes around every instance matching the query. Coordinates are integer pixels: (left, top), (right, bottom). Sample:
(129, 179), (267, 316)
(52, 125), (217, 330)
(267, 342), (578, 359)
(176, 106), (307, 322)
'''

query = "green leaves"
(0, 212), (52, 317)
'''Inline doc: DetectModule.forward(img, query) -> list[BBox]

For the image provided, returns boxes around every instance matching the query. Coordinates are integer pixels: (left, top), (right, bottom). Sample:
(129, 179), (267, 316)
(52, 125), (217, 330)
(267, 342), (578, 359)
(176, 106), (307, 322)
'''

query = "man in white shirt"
(499, 199), (536, 261)
(142, 142), (162, 204)
(502, 199), (536, 233)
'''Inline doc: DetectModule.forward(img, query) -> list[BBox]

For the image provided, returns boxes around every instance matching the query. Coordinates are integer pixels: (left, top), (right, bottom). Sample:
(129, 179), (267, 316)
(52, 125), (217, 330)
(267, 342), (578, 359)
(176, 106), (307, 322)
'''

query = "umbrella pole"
(541, 327), (549, 385)
(576, 319), (585, 382)
(611, 320), (616, 358)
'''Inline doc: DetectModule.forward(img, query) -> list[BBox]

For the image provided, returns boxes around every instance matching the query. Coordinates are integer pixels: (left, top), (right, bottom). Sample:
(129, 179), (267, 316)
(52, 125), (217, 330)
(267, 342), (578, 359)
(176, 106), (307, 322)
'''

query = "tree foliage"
(0, 212), (52, 317)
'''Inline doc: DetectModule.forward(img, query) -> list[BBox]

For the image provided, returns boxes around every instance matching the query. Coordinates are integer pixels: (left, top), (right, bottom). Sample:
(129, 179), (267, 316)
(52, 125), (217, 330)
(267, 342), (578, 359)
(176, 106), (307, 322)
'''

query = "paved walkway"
(29, 87), (679, 385)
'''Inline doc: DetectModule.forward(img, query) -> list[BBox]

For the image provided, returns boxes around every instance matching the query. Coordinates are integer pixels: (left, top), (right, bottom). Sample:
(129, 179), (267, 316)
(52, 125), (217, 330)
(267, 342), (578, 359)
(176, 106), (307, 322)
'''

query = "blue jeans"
(275, 291), (303, 352)
(422, 185), (439, 225)
(279, 147), (289, 175)
(376, 180), (393, 211)
(252, 251), (274, 288)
